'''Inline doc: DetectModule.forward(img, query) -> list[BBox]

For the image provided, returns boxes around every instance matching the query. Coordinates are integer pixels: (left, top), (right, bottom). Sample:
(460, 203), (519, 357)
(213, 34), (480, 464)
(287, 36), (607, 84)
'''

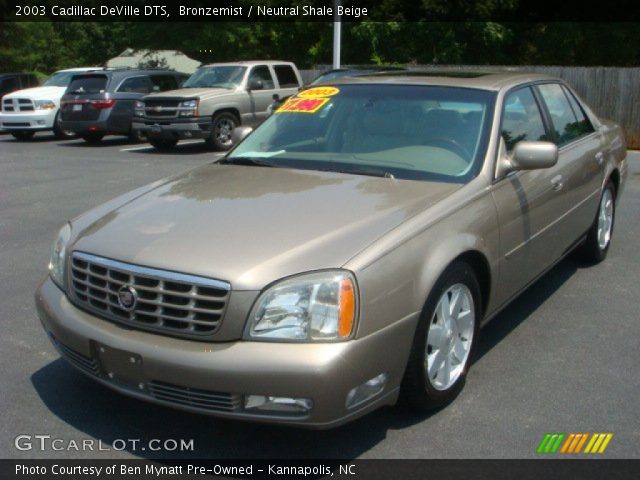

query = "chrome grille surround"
(69, 251), (230, 340)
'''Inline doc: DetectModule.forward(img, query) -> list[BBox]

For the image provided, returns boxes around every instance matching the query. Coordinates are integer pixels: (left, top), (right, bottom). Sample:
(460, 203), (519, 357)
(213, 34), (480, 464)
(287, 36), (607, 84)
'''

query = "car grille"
(69, 251), (230, 340)
(148, 381), (241, 412)
(144, 99), (179, 118)
(2, 98), (34, 112)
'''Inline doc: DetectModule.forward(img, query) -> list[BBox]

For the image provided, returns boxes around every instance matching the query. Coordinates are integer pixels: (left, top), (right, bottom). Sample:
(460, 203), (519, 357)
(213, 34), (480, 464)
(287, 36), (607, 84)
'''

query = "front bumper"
(35, 277), (415, 428)
(0, 109), (57, 130)
(132, 117), (212, 140)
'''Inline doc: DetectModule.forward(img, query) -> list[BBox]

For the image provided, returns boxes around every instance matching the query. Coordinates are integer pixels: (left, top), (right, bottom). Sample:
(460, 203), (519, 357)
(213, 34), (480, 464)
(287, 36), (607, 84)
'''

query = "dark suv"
(0, 73), (39, 99)
(59, 69), (188, 143)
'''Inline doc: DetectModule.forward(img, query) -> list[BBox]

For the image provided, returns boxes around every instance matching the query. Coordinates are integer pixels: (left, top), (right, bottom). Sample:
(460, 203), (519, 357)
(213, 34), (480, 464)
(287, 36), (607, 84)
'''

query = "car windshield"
(228, 84), (496, 183)
(182, 66), (247, 89)
(43, 71), (79, 87)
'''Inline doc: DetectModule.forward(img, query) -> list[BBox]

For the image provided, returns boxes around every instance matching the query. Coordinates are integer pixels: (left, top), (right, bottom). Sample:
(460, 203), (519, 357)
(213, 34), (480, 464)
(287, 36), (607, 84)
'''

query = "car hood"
(144, 88), (234, 101)
(73, 164), (461, 290)
(3, 86), (65, 101)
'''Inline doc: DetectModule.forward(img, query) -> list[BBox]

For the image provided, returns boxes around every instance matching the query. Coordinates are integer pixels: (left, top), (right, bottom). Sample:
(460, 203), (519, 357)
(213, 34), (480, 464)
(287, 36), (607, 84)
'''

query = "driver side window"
(502, 87), (548, 153)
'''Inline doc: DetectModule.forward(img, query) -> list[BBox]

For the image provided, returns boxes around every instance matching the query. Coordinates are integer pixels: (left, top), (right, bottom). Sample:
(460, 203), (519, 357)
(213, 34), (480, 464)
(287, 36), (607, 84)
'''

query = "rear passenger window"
(562, 85), (594, 137)
(274, 65), (299, 88)
(249, 66), (275, 90)
(501, 87), (548, 152)
(117, 76), (151, 94)
(149, 75), (178, 92)
(537, 83), (591, 145)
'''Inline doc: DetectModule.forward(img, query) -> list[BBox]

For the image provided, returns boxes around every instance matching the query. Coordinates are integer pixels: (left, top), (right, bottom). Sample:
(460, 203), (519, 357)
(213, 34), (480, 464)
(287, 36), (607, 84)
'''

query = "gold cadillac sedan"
(35, 72), (627, 428)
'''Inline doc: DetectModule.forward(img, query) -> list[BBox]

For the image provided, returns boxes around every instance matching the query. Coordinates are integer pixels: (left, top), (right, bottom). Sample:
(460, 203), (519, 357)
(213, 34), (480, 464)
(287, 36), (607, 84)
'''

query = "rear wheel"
(149, 138), (178, 151)
(206, 112), (238, 151)
(578, 181), (616, 264)
(401, 262), (481, 410)
(53, 112), (75, 140)
(81, 132), (104, 144)
(11, 131), (35, 141)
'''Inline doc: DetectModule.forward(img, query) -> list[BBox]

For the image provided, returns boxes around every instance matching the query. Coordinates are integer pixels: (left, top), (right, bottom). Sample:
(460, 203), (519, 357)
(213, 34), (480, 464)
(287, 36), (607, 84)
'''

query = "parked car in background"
(0, 68), (96, 140)
(132, 61), (302, 151)
(0, 73), (39, 100)
(59, 69), (189, 144)
(36, 72), (626, 428)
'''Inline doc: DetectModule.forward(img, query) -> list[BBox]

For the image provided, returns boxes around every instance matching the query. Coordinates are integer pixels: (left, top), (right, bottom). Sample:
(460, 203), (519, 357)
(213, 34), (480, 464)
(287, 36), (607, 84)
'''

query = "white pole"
(333, 0), (342, 69)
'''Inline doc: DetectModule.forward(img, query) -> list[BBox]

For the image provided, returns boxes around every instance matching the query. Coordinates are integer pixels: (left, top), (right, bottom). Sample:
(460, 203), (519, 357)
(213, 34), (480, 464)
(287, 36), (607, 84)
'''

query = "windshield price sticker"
(276, 97), (330, 114)
(298, 86), (340, 98)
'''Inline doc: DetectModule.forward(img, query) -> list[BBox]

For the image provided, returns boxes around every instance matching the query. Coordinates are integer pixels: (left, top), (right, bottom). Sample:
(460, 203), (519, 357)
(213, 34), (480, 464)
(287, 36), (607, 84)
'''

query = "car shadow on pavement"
(127, 141), (217, 155)
(59, 137), (141, 148)
(30, 255), (582, 461)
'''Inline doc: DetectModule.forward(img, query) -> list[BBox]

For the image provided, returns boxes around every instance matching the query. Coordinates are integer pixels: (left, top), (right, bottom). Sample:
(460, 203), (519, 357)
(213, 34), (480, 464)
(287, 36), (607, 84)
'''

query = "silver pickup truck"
(132, 61), (302, 151)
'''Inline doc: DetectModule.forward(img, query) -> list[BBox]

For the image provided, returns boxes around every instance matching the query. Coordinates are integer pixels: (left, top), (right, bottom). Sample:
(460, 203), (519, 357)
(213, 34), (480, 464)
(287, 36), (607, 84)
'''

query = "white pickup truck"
(0, 67), (96, 140)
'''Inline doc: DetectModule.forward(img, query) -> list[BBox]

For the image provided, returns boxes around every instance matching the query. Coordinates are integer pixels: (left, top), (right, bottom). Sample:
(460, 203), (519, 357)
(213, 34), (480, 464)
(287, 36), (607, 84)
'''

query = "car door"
(112, 75), (152, 132)
(491, 85), (567, 306)
(534, 82), (604, 244)
(246, 65), (276, 125)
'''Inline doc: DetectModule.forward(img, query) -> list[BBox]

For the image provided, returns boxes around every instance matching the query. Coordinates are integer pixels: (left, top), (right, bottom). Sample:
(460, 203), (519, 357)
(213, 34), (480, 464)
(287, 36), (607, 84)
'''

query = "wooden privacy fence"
(300, 65), (640, 149)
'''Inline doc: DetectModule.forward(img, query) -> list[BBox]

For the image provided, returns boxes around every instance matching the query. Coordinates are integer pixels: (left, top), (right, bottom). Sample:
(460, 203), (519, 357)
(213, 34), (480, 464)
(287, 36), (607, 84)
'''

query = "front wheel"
(149, 138), (178, 151)
(11, 131), (35, 141)
(206, 112), (238, 151)
(401, 262), (481, 410)
(578, 181), (616, 264)
(81, 132), (104, 144)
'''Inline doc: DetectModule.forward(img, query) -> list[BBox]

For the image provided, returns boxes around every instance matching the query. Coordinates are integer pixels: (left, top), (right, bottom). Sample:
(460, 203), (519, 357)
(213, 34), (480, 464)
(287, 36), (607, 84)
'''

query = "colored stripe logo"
(537, 433), (613, 454)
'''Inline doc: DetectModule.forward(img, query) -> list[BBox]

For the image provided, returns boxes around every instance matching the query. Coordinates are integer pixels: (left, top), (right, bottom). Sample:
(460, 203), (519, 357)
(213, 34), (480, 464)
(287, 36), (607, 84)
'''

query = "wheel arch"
(212, 108), (241, 125)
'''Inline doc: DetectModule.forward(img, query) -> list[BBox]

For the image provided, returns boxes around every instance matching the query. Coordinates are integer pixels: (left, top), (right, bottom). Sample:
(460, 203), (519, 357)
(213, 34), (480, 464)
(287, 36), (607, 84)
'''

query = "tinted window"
(67, 75), (108, 94)
(249, 66), (275, 89)
(230, 84), (495, 183)
(537, 83), (590, 145)
(561, 85), (594, 137)
(117, 76), (151, 93)
(0, 76), (19, 94)
(274, 65), (299, 88)
(149, 75), (178, 92)
(501, 87), (548, 152)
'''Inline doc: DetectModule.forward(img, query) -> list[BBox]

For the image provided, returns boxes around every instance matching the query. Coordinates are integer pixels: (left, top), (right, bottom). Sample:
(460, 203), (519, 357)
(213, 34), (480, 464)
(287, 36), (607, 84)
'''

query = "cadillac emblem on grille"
(117, 285), (137, 311)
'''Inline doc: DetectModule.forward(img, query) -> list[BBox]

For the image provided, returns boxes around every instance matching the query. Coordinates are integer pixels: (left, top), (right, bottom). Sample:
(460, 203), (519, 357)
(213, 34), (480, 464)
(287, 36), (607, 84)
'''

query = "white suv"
(0, 67), (97, 140)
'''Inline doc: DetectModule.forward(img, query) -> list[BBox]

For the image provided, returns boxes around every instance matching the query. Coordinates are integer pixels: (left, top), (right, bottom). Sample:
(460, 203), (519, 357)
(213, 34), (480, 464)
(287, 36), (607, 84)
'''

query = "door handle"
(595, 152), (604, 165)
(551, 175), (564, 191)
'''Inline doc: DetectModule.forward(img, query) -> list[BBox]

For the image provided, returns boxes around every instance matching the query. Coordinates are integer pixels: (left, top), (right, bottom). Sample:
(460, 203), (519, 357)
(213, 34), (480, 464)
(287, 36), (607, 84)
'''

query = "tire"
(205, 112), (238, 151)
(53, 112), (75, 140)
(149, 138), (178, 151)
(578, 180), (616, 264)
(401, 261), (481, 410)
(128, 127), (146, 143)
(11, 131), (35, 141)
(81, 132), (104, 144)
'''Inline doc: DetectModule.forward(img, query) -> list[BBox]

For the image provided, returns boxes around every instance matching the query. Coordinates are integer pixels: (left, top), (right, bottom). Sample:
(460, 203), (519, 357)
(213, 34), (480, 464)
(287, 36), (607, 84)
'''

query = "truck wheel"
(11, 131), (35, 141)
(53, 112), (75, 140)
(206, 112), (238, 151)
(149, 138), (178, 151)
(81, 132), (104, 144)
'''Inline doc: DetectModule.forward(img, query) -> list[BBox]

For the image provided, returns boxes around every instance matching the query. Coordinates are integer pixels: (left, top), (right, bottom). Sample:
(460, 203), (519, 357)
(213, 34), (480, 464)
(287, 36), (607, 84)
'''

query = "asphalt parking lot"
(1, 132), (639, 460)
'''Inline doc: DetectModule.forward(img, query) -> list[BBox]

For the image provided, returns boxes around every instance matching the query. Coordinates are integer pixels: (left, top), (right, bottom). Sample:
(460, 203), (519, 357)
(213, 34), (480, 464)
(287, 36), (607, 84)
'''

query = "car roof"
(200, 60), (295, 67)
(322, 70), (560, 92)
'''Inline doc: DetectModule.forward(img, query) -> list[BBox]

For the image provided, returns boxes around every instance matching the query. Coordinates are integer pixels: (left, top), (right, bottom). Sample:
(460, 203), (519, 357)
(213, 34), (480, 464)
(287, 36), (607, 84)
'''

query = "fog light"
(36, 120), (45, 125)
(244, 395), (312, 414)
(345, 373), (387, 409)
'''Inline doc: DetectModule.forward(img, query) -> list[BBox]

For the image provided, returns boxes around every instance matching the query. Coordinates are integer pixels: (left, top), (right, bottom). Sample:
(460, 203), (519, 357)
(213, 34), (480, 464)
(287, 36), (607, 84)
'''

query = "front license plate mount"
(92, 342), (146, 390)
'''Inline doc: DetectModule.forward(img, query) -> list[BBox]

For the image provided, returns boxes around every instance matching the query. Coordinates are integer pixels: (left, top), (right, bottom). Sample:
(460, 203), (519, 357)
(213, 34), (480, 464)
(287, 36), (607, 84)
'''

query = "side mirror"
(497, 141), (558, 177)
(248, 79), (263, 91)
(231, 126), (253, 145)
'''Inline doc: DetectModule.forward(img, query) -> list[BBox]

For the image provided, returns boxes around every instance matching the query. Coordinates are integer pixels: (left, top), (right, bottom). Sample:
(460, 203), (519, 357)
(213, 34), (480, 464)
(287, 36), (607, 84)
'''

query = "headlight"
(35, 99), (56, 110)
(245, 271), (358, 342)
(48, 223), (71, 289)
(134, 100), (145, 117)
(178, 99), (199, 117)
